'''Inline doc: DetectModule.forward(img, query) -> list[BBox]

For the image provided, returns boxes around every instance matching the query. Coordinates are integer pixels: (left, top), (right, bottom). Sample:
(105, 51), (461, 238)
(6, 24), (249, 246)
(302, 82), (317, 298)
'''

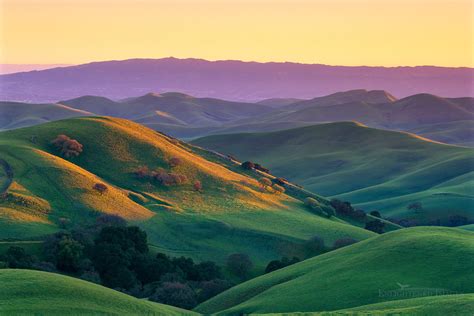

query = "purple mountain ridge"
(0, 57), (472, 102)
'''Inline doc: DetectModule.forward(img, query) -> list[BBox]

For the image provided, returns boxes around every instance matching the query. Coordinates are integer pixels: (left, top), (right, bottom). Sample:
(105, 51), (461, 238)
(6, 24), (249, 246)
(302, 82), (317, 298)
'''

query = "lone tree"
(241, 161), (255, 170)
(51, 135), (83, 158)
(227, 253), (253, 279)
(93, 183), (108, 195)
(193, 180), (203, 192)
(407, 202), (423, 213)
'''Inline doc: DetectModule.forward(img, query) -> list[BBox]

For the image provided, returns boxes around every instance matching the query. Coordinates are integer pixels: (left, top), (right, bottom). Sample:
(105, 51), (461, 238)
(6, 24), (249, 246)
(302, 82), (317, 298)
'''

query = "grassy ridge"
(193, 122), (474, 222)
(0, 269), (196, 315)
(196, 227), (474, 314)
(0, 117), (374, 266)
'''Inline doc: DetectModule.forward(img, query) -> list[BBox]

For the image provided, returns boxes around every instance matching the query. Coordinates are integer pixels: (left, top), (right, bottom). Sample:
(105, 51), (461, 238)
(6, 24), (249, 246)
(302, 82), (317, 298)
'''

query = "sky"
(0, 0), (472, 67)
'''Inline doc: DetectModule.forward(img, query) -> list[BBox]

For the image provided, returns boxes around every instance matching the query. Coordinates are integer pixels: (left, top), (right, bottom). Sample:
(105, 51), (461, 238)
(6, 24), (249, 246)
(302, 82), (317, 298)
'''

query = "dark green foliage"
(407, 202), (423, 213)
(1, 246), (36, 269)
(198, 279), (233, 303)
(365, 220), (385, 234)
(241, 161), (255, 170)
(330, 199), (366, 220)
(227, 253), (253, 279)
(370, 210), (381, 218)
(150, 282), (198, 309)
(265, 257), (300, 274)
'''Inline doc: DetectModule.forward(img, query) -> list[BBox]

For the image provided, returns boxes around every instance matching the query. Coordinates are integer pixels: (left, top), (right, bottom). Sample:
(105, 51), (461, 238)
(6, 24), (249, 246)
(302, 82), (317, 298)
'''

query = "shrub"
(196, 261), (222, 281)
(370, 210), (381, 218)
(254, 163), (270, 173)
(150, 282), (198, 309)
(95, 214), (127, 229)
(365, 220), (385, 233)
(168, 157), (183, 167)
(193, 180), (203, 192)
(272, 184), (285, 194)
(259, 177), (272, 189)
(198, 279), (233, 303)
(447, 215), (469, 227)
(51, 135), (83, 158)
(305, 197), (320, 209)
(265, 257), (299, 274)
(227, 253), (253, 279)
(134, 166), (150, 179)
(93, 183), (108, 195)
(275, 178), (287, 185)
(1, 246), (36, 268)
(241, 161), (255, 170)
(153, 170), (188, 186)
(333, 238), (357, 249)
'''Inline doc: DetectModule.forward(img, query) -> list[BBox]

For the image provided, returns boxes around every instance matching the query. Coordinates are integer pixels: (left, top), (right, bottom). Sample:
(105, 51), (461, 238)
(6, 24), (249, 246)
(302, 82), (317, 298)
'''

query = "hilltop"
(196, 227), (474, 314)
(0, 117), (374, 266)
(1, 58), (472, 103)
(193, 122), (474, 223)
(0, 269), (196, 315)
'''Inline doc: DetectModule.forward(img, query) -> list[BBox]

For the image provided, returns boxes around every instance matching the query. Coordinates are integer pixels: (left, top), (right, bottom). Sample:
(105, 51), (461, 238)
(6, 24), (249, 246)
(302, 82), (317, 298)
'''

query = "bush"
(333, 238), (357, 249)
(305, 197), (320, 208)
(134, 166), (150, 179)
(93, 183), (108, 195)
(193, 180), (203, 192)
(370, 210), (381, 218)
(365, 220), (385, 234)
(272, 184), (285, 194)
(152, 170), (188, 186)
(259, 177), (272, 189)
(168, 157), (183, 167)
(198, 279), (233, 303)
(51, 135), (83, 158)
(265, 257), (299, 274)
(241, 161), (255, 170)
(150, 282), (197, 309)
(227, 253), (253, 279)
(254, 164), (270, 174)
(407, 202), (423, 213)
(275, 178), (287, 185)
(1, 246), (36, 268)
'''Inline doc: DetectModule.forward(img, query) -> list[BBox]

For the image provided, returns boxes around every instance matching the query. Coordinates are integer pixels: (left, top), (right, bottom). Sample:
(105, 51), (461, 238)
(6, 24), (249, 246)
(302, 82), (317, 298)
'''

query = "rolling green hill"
(0, 269), (196, 315)
(196, 227), (474, 315)
(0, 117), (375, 267)
(408, 120), (474, 147)
(0, 101), (92, 131)
(192, 122), (474, 223)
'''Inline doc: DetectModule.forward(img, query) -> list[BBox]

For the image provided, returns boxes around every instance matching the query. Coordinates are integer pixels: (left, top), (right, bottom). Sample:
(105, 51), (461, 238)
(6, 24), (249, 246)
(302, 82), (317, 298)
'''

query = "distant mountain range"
(1, 58), (472, 102)
(2, 89), (471, 146)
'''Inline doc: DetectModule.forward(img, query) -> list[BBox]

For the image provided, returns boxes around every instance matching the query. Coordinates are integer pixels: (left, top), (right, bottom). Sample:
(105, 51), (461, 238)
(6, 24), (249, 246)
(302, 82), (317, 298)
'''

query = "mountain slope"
(0, 269), (196, 315)
(1, 58), (472, 103)
(59, 92), (272, 127)
(0, 101), (92, 130)
(192, 122), (474, 222)
(196, 227), (474, 314)
(0, 117), (374, 266)
(408, 120), (474, 147)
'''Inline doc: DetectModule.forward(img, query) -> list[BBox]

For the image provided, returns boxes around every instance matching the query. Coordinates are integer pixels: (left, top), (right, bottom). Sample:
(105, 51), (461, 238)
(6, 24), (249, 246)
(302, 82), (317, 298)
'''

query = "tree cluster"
(51, 135), (83, 158)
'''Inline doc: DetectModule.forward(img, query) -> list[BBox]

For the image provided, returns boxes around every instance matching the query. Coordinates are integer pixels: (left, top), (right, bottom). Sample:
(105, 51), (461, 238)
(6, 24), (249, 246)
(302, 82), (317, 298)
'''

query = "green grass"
(0, 117), (374, 267)
(0, 269), (196, 315)
(192, 122), (474, 223)
(253, 294), (474, 316)
(195, 227), (474, 314)
(408, 120), (474, 147)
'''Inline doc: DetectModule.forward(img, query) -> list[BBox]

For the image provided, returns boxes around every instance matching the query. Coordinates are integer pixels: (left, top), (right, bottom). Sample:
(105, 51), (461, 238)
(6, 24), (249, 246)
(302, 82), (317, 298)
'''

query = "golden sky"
(1, 0), (472, 66)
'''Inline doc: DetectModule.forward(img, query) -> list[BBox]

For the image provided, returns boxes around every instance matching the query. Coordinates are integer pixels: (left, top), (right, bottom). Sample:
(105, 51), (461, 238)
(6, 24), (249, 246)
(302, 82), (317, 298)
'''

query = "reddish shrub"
(272, 184), (285, 194)
(259, 177), (272, 189)
(51, 135), (83, 158)
(134, 166), (150, 179)
(193, 180), (203, 192)
(93, 183), (108, 194)
(169, 157), (183, 167)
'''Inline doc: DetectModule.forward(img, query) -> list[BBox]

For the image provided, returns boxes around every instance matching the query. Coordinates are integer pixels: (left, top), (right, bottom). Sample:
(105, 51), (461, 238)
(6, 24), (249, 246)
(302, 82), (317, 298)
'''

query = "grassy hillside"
(196, 227), (474, 314)
(0, 269), (196, 315)
(193, 122), (474, 223)
(0, 101), (91, 130)
(0, 117), (374, 266)
(253, 294), (474, 316)
(408, 120), (474, 147)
